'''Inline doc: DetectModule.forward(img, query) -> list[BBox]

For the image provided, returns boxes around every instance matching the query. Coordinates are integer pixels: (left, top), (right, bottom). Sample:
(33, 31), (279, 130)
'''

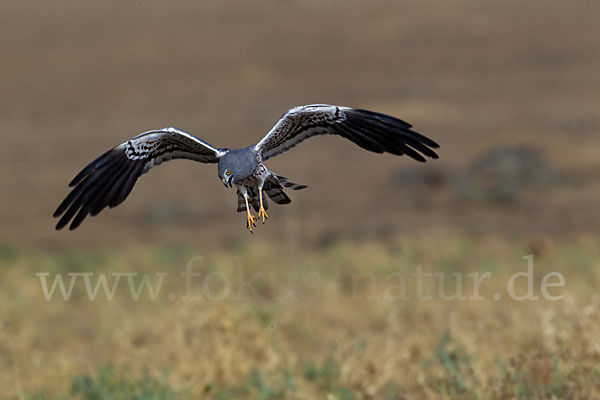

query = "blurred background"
(2, 0), (599, 247)
(2, 0), (600, 398)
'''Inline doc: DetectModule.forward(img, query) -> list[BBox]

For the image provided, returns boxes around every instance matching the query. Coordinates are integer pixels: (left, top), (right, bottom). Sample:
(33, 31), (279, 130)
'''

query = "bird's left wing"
(255, 104), (439, 162)
(53, 127), (227, 230)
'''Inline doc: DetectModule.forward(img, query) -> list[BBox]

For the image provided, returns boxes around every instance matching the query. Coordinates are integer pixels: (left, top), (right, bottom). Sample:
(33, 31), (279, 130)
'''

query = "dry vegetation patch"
(1, 235), (599, 399)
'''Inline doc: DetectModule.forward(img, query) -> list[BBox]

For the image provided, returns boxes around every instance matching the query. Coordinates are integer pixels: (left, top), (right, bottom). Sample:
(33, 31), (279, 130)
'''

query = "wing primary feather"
(341, 122), (405, 156)
(53, 181), (86, 218)
(396, 143), (427, 162)
(56, 151), (128, 218)
(55, 194), (85, 230)
(58, 162), (124, 229)
(106, 161), (140, 208)
(88, 159), (129, 216)
(331, 124), (384, 153)
(351, 108), (412, 128)
(100, 160), (137, 209)
(54, 161), (118, 218)
(348, 118), (438, 159)
(351, 119), (429, 161)
(403, 140), (439, 159)
(353, 111), (440, 149)
(69, 204), (91, 230)
(88, 154), (135, 216)
(68, 148), (121, 187)
(109, 161), (144, 208)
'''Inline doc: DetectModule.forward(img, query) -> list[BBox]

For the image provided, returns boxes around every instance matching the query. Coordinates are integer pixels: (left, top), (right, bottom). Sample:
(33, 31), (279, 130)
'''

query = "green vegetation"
(25, 366), (185, 400)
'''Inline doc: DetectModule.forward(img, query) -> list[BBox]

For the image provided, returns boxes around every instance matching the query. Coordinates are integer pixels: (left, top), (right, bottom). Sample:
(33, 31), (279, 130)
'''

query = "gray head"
(218, 147), (258, 187)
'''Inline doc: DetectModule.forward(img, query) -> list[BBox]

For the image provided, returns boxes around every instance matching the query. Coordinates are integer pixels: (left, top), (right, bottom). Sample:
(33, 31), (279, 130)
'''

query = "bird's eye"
(226, 171), (232, 176)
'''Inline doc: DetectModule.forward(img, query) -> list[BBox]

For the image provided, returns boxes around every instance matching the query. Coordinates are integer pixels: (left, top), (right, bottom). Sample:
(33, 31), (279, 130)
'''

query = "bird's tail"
(236, 175), (307, 212)
(275, 175), (308, 191)
(264, 175), (307, 206)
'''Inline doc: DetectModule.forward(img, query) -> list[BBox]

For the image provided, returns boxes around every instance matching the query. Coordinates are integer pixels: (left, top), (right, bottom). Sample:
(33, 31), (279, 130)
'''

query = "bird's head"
(220, 169), (233, 188)
(218, 148), (256, 188)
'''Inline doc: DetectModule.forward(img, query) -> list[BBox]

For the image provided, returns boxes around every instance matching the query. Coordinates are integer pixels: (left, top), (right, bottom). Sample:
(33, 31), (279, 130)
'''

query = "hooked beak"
(222, 177), (232, 188)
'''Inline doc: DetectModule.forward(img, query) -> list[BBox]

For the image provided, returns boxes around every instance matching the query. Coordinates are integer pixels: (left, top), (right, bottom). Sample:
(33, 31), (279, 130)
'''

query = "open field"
(1, 0), (599, 399)
(3, 234), (600, 399)
(1, 0), (599, 246)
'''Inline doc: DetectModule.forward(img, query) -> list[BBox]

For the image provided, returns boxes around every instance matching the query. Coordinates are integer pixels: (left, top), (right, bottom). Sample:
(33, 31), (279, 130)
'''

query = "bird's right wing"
(53, 127), (227, 230)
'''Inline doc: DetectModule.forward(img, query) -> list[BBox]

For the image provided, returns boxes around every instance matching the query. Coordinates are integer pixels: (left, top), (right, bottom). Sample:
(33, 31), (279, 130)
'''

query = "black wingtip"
(428, 139), (441, 149)
(352, 108), (413, 129)
(344, 108), (440, 161)
(68, 148), (120, 187)
(55, 218), (68, 231)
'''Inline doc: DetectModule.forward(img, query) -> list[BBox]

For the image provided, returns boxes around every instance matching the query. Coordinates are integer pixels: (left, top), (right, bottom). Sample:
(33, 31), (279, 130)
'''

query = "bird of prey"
(54, 104), (439, 232)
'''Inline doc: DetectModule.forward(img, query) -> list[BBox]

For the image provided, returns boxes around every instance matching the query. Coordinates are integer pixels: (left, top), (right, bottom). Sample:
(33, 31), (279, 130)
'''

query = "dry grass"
(2, 233), (599, 399)
(1, 1), (599, 399)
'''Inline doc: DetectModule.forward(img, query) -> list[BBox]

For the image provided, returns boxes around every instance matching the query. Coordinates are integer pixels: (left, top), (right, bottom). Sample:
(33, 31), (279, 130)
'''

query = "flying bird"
(54, 104), (439, 232)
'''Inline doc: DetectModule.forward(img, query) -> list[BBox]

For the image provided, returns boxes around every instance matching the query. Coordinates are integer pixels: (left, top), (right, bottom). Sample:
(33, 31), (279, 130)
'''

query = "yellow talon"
(244, 195), (256, 233)
(258, 207), (268, 223)
(258, 188), (268, 224)
(246, 212), (256, 232)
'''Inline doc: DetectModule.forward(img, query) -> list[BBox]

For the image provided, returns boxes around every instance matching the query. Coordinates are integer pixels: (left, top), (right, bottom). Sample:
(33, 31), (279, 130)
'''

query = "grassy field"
(3, 233), (599, 399)
(1, 1), (599, 399)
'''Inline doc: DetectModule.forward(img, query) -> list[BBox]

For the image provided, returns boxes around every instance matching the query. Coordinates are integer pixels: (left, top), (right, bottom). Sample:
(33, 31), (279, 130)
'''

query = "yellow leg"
(244, 195), (256, 232)
(257, 188), (269, 224)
